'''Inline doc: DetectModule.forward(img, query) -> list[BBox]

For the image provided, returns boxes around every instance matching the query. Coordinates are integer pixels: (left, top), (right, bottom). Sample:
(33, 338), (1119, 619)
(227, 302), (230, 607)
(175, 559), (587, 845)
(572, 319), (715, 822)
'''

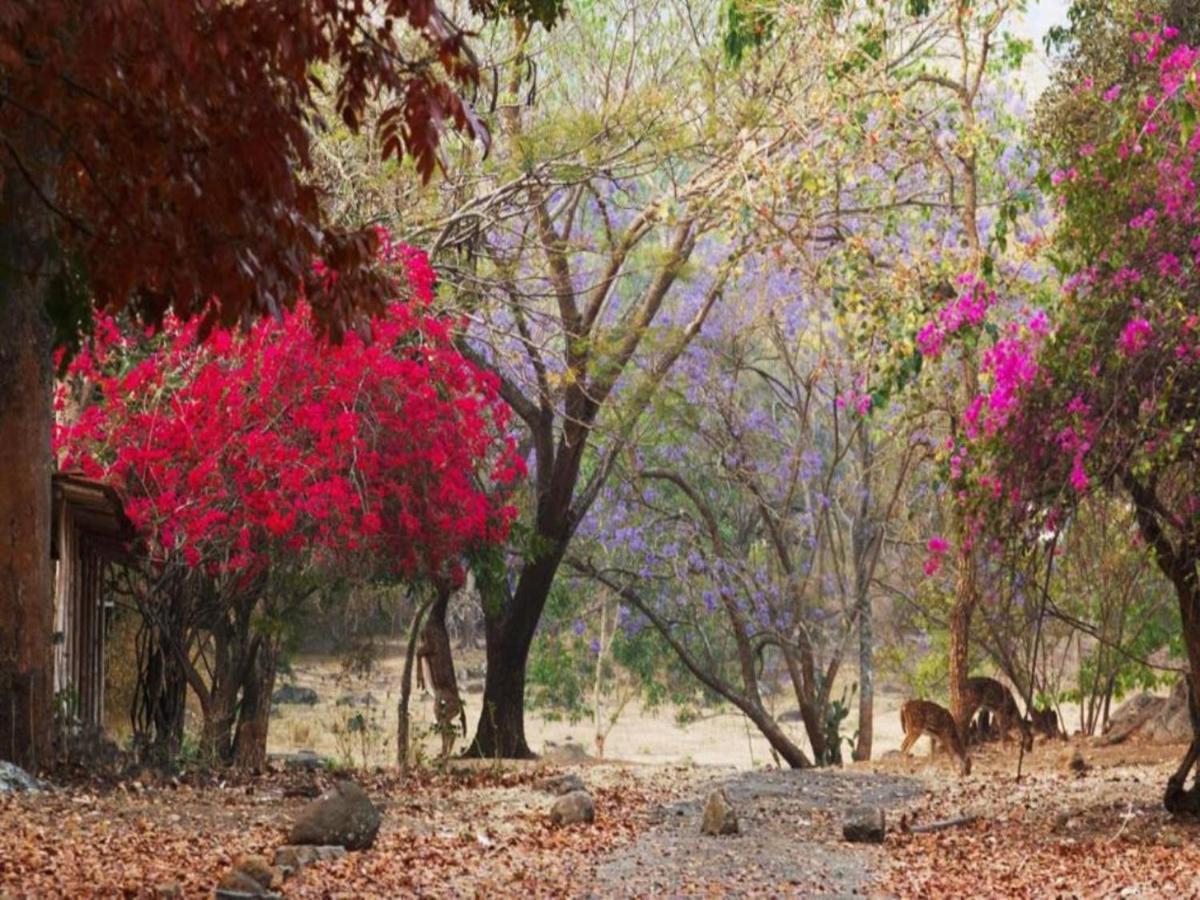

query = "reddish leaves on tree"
(54, 235), (524, 583)
(0, 0), (488, 336)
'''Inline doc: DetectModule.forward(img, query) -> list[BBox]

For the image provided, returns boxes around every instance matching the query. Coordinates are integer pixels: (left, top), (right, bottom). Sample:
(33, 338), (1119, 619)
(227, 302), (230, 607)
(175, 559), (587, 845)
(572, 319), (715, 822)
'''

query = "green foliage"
(1047, 500), (1181, 722)
(817, 682), (857, 766)
(881, 627), (951, 703)
(475, 0), (568, 30)
(526, 580), (702, 724)
(722, 0), (774, 65)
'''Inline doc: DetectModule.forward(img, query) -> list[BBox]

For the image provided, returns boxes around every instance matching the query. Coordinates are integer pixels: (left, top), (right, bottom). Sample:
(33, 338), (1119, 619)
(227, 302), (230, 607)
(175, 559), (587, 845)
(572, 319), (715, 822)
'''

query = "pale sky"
(1016, 0), (1071, 96)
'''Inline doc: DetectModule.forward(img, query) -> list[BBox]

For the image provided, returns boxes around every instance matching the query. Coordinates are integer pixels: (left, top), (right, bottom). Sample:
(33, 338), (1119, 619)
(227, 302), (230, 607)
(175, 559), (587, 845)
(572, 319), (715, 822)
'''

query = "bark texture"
(0, 152), (57, 770)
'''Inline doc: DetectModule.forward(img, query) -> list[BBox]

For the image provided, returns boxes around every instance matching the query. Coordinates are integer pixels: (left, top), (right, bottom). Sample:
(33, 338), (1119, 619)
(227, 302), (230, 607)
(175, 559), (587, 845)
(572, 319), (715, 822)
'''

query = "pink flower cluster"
(923, 536), (950, 576)
(915, 274), (997, 359)
(919, 22), (1200, 581)
(834, 389), (873, 416)
(1118, 317), (1154, 355)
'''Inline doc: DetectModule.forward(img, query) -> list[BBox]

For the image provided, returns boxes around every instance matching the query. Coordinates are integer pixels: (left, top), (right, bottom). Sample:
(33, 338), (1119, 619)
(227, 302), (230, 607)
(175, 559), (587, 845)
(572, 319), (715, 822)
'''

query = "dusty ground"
(7, 650), (1195, 897)
(268, 651), (926, 769)
(872, 737), (1200, 897)
(591, 768), (923, 897)
(3, 735), (1198, 897)
(0, 761), (721, 898)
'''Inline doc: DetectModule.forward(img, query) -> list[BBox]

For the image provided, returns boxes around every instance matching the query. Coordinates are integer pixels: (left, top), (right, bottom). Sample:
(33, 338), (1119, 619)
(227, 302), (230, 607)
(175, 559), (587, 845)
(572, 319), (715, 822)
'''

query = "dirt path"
(590, 769), (923, 897)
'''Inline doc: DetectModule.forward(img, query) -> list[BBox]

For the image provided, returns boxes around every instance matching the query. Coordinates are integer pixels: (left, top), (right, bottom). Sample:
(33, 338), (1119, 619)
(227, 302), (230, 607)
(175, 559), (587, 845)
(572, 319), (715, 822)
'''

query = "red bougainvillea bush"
(55, 232), (524, 584)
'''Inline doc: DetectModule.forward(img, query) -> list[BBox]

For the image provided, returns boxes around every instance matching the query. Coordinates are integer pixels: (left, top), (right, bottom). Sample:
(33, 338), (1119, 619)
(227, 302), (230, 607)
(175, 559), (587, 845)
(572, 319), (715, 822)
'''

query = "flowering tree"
(400, 1), (860, 758)
(947, 22), (1200, 812)
(0, 0), (563, 769)
(753, 0), (1044, 747)
(568, 255), (925, 767)
(55, 238), (522, 765)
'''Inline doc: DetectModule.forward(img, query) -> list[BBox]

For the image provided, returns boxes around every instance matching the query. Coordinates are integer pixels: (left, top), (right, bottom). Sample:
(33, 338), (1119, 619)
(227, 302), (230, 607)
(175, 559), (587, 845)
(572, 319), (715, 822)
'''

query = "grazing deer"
(416, 587), (467, 758)
(900, 699), (972, 776)
(962, 676), (1033, 751)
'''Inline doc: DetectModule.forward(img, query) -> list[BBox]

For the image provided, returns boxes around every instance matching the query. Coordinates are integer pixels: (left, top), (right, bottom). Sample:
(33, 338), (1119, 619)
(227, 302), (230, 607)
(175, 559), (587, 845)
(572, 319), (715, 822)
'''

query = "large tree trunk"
(1123, 480), (1200, 814)
(751, 706), (813, 769)
(853, 606), (874, 761)
(200, 685), (237, 765)
(0, 156), (57, 771)
(233, 637), (277, 771)
(467, 549), (562, 759)
(852, 432), (877, 762)
(1163, 580), (1200, 814)
(195, 613), (249, 765)
(132, 617), (188, 764)
(948, 543), (977, 735)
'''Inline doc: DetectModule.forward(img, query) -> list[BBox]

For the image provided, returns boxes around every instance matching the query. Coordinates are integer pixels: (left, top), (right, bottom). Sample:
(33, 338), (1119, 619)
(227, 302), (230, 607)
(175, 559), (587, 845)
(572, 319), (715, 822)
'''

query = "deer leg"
(899, 729), (919, 757)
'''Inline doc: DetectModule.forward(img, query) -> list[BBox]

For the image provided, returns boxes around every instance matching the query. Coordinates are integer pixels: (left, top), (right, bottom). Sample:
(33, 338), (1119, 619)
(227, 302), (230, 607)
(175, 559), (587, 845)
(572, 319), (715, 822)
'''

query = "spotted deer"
(900, 699), (972, 776)
(416, 588), (467, 758)
(962, 676), (1033, 751)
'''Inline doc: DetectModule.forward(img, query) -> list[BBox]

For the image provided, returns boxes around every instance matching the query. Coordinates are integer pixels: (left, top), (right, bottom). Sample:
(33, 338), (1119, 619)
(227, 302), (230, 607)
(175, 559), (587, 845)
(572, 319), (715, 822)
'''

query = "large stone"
(1099, 692), (1162, 744)
(288, 780), (382, 850)
(700, 787), (739, 836)
(843, 806), (886, 844)
(270, 749), (326, 772)
(271, 684), (319, 706)
(537, 772), (586, 795)
(549, 790), (595, 827)
(0, 761), (41, 793)
(1144, 678), (1195, 744)
(1097, 680), (1196, 746)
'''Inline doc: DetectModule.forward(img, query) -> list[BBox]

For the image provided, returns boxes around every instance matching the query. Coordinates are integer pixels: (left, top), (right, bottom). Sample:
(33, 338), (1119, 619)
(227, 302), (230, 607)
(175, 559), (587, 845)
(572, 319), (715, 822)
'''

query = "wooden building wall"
(51, 475), (131, 732)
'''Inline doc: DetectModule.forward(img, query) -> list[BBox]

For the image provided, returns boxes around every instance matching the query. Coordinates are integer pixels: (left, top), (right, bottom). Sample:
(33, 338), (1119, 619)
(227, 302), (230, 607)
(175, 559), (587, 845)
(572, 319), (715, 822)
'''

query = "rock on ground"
(700, 787), (739, 836)
(288, 780), (382, 850)
(271, 684), (319, 706)
(1100, 680), (1194, 745)
(0, 762), (41, 793)
(268, 749), (326, 772)
(538, 772), (586, 795)
(550, 790), (596, 827)
(842, 806), (886, 844)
